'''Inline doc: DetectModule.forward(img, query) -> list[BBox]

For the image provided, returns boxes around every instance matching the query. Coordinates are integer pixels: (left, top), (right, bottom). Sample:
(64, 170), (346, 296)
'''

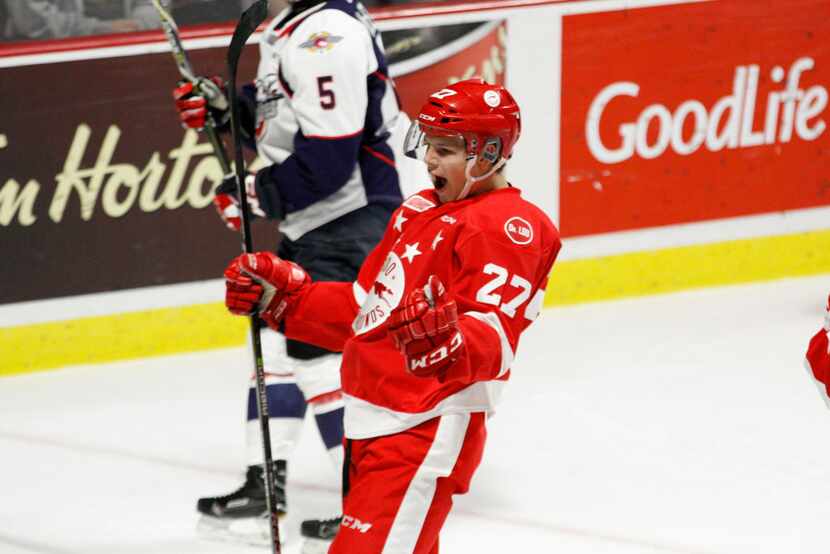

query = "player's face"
(423, 134), (469, 203)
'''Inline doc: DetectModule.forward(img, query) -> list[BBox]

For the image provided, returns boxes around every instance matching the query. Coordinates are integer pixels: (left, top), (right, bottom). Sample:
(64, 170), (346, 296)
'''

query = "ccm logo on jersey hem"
(504, 217), (533, 245)
(341, 515), (372, 533)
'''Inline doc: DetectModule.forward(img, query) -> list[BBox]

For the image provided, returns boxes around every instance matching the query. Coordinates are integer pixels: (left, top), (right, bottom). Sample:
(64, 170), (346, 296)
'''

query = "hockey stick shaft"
(151, 0), (231, 175)
(226, 2), (281, 553)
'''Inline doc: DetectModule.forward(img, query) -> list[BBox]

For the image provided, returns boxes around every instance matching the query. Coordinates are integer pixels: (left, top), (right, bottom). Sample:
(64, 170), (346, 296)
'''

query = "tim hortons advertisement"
(0, 46), (261, 304)
(0, 20), (504, 304)
(559, 0), (830, 238)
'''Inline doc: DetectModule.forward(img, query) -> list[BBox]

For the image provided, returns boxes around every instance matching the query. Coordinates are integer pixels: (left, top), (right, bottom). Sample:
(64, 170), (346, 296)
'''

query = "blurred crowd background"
(0, 0), (445, 41)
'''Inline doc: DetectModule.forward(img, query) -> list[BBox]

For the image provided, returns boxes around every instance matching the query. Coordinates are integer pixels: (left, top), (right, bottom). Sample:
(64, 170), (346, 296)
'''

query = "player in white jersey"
(172, 0), (407, 541)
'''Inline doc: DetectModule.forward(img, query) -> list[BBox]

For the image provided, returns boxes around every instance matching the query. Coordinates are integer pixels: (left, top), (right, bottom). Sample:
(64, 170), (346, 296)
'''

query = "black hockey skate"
(300, 515), (341, 554)
(196, 461), (287, 545)
(197, 460), (287, 517)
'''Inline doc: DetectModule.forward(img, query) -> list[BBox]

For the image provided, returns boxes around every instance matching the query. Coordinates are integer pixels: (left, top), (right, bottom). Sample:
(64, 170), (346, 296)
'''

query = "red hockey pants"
(329, 412), (487, 554)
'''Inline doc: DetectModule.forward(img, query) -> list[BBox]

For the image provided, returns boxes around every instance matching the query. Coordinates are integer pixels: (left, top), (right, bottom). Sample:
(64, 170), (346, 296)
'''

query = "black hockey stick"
(151, 0), (232, 175)
(226, 2), (282, 554)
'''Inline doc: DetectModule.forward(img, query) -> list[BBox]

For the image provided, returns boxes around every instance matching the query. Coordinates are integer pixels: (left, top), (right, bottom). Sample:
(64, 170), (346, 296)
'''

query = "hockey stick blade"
(152, 0), (231, 174)
(151, 0), (196, 82)
(227, 0), (269, 74)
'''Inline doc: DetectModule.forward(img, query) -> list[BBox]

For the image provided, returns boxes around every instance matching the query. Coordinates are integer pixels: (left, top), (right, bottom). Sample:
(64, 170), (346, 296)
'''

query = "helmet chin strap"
(455, 157), (507, 201)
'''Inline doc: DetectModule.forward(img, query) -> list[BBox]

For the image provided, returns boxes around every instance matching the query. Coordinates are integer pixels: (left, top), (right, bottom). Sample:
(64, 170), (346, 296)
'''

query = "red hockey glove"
(213, 173), (265, 231)
(388, 275), (465, 378)
(224, 252), (311, 329)
(806, 294), (830, 402)
(172, 76), (229, 130)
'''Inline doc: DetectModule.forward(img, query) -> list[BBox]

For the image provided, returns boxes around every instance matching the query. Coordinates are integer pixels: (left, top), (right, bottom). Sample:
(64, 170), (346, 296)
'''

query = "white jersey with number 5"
(251, 0), (403, 239)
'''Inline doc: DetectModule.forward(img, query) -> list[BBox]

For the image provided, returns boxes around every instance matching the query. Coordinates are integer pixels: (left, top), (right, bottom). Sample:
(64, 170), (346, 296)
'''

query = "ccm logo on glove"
(388, 275), (465, 378)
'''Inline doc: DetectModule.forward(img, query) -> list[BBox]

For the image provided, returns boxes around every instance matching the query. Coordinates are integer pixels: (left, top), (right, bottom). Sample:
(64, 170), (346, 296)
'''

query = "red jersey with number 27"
(283, 187), (561, 439)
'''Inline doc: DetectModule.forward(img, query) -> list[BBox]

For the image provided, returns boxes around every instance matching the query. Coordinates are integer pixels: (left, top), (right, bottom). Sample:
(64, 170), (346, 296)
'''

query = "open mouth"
(432, 175), (447, 190)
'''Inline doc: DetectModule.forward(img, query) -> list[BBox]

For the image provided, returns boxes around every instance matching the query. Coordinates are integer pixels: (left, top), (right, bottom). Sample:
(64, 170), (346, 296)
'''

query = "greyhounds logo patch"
(299, 32), (344, 53)
(353, 253), (405, 335)
(504, 216), (533, 245)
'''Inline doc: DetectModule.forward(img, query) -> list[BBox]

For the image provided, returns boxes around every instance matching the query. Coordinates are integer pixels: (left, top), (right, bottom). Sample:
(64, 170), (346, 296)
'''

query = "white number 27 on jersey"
(475, 263), (544, 321)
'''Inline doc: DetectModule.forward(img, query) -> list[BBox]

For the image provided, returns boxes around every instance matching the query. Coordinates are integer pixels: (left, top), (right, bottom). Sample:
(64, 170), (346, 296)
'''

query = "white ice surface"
(2, 274), (830, 554)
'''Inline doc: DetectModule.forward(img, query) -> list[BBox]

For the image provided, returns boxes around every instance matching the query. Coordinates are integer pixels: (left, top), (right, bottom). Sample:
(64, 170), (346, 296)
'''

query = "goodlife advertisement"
(560, 0), (830, 238)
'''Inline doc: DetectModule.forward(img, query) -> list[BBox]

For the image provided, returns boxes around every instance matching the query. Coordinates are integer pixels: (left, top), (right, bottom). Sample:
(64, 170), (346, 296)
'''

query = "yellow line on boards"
(0, 303), (247, 377)
(2, 228), (829, 376)
(546, 228), (830, 306)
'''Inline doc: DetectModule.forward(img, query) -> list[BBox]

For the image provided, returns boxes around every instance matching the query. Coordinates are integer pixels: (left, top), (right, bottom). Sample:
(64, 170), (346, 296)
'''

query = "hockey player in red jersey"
(221, 78), (562, 553)
(805, 294), (830, 409)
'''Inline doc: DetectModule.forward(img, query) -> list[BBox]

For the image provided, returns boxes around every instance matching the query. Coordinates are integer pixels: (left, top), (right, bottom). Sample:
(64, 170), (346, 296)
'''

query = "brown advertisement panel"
(0, 22), (506, 304)
(560, 0), (830, 238)
(0, 47), (260, 304)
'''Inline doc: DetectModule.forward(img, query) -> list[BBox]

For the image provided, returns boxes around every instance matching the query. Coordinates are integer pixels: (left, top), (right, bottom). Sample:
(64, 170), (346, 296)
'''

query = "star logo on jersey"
(401, 242), (422, 263)
(431, 230), (444, 251)
(393, 212), (407, 232)
(299, 32), (344, 53)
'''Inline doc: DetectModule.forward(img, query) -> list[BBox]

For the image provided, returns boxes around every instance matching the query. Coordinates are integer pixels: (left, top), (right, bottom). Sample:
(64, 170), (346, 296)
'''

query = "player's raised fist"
(224, 252), (310, 329)
(805, 294), (830, 407)
(388, 275), (465, 378)
(172, 76), (229, 130)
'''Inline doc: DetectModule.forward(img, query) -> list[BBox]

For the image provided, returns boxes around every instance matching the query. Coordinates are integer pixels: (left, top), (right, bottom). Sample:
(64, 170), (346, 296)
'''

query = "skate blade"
(197, 514), (285, 547)
(301, 537), (334, 554)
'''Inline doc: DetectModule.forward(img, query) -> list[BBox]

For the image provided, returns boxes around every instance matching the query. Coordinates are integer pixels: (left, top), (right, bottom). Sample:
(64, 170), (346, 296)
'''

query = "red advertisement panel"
(391, 22), (506, 117)
(560, 0), (830, 237)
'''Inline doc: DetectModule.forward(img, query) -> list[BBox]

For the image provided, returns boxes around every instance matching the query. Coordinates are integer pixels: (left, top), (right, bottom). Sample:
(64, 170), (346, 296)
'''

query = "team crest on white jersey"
(255, 73), (283, 136)
(299, 32), (344, 53)
(353, 252), (405, 335)
(504, 216), (533, 245)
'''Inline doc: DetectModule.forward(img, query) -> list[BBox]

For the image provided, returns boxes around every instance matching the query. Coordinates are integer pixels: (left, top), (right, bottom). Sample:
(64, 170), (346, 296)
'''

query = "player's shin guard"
(294, 354), (345, 471)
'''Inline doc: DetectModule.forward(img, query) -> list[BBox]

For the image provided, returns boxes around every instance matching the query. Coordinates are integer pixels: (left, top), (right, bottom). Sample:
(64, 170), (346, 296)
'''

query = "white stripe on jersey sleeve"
(464, 310), (515, 378)
(282, 10), (373, 139)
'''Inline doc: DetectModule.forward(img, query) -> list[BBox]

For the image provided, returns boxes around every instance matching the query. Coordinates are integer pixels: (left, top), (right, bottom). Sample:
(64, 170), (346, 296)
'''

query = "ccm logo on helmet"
(504, 217), (533, 245)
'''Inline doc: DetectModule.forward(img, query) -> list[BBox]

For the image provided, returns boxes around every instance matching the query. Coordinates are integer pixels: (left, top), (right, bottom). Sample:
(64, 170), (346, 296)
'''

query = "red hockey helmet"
(404, 79), (522, 164)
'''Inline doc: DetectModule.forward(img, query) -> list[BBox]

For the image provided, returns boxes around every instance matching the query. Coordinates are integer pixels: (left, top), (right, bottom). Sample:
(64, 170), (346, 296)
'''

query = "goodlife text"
(586, 57), (828, 164)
